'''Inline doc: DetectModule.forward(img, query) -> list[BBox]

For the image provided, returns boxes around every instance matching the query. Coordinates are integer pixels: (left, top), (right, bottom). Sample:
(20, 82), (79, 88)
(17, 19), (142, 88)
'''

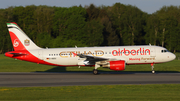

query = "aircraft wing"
(74, 52), (125, 66)
(77, 53), (108, 61)
(73, 52), (117, 62)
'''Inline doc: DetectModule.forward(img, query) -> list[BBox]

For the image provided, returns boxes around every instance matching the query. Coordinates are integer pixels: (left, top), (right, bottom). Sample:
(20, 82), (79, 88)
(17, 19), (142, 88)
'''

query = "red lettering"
(137, 49), (139, 55)
(129, 58), (140, 61)
(145, 49), (150, 55)
(140, 48), (144, 55)
(111, 48), (151, 56)
(124, 48), (130, 56)
(112, 50), (118, 56)
(131, 49), (136, 56)
(118, 48), (120, 56)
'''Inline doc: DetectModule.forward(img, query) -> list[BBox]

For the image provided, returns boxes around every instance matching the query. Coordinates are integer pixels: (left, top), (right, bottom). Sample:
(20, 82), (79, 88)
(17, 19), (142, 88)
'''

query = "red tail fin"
(9, 31), (26, 51)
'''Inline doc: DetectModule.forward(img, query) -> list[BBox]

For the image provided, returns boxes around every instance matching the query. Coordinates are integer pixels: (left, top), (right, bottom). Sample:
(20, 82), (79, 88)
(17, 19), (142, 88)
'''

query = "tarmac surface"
(0, 72), (180, 87)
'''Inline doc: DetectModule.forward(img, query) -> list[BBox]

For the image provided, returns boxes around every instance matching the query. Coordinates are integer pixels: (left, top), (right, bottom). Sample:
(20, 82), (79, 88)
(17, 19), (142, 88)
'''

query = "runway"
(0, 72), (180, 87)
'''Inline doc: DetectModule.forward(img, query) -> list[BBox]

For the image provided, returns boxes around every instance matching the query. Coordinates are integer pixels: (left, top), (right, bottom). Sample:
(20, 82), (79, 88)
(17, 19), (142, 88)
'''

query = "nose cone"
(170, 53), (176, 61)
(172, 53), (176, 60)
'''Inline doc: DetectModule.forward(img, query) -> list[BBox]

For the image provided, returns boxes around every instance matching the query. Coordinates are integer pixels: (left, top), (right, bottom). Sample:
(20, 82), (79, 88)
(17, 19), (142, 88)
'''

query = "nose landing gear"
(151, 63), (155, 74)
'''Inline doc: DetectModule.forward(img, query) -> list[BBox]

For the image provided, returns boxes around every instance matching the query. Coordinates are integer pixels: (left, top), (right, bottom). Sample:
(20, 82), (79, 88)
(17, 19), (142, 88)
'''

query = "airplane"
(5, 22), (176, 74)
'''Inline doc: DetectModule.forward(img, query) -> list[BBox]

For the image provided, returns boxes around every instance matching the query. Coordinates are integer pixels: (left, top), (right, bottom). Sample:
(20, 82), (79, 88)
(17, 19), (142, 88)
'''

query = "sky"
(0, 0), (180, 14)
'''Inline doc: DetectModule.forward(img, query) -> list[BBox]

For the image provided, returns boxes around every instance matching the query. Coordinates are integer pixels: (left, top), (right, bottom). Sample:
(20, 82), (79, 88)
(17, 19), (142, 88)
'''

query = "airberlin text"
(112, 48), (150, 56)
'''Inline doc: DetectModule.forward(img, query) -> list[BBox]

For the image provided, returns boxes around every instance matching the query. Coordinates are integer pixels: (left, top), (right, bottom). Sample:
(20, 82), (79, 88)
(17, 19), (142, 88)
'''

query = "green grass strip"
(0, 84), (180, 101)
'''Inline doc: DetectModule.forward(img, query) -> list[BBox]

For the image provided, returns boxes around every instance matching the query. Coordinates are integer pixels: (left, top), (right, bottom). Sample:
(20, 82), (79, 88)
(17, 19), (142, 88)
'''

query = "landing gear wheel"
(93, 69), (98, 75)
(151, 63), (155, 74)
(152, 70), (155, 74)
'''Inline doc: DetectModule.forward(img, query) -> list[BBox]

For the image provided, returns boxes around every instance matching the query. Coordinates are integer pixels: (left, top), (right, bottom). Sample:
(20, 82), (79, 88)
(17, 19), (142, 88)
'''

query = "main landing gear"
(93, 63), (100, 75)
(151, 63), (155, 74)
(93, 69), (98, 75)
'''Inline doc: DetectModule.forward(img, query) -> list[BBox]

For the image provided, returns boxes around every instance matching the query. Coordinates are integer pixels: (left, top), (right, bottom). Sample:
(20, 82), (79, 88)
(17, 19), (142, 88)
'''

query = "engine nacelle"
(109, 60), (126, 71)
(102, 60), (126, 71)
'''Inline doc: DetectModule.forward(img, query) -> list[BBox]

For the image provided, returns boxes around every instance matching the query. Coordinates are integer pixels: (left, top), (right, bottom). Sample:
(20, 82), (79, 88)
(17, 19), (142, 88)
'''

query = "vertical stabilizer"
(7, 23), (41, 51)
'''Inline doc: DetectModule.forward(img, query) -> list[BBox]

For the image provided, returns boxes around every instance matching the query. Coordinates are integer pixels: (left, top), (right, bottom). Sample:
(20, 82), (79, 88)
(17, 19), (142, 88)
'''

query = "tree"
(156, 6), (180, 52)
(109, 3), (146, 45)
(145, 13), (161, 45)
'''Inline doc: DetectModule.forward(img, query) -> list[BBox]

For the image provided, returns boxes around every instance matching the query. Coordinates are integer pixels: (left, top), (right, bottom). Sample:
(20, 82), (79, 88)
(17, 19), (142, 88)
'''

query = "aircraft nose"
(172, 54), (176, 60)
(170, 53), (176, 60)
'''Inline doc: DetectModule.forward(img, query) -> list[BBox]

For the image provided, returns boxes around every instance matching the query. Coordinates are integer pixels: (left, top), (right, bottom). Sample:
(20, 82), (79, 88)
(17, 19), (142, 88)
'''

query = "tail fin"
(7, 22), (41, 51)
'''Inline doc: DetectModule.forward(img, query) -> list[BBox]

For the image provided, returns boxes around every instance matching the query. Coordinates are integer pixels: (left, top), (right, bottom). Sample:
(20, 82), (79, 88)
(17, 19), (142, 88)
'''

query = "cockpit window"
(161, 50), (169, 53)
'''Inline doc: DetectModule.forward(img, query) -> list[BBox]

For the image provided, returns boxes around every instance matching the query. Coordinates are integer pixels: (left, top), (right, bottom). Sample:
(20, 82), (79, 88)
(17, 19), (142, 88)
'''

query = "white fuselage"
(29, 45), (176, 66)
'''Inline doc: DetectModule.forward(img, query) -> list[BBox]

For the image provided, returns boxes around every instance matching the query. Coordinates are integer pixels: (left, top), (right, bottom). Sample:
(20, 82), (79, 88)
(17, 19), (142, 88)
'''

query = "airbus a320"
(5, 23), (176, 74)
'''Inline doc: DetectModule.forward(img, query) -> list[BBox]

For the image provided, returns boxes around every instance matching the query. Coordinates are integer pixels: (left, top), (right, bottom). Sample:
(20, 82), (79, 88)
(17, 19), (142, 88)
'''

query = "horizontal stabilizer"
(5, 51), (28, 58)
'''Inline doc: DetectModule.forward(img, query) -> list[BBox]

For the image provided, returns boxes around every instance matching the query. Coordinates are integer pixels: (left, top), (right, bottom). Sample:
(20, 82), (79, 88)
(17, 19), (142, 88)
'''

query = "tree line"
(0, 3), (180, 53)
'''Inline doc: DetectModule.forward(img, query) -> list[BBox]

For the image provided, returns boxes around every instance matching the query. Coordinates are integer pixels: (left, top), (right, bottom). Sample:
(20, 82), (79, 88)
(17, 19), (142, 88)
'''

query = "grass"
(0, 84), (180, 101)
(0, 54), (180, 72)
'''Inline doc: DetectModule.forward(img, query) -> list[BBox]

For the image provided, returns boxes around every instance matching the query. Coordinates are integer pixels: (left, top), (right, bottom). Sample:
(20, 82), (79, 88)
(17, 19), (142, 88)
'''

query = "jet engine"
(102, 60), (126, 71)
